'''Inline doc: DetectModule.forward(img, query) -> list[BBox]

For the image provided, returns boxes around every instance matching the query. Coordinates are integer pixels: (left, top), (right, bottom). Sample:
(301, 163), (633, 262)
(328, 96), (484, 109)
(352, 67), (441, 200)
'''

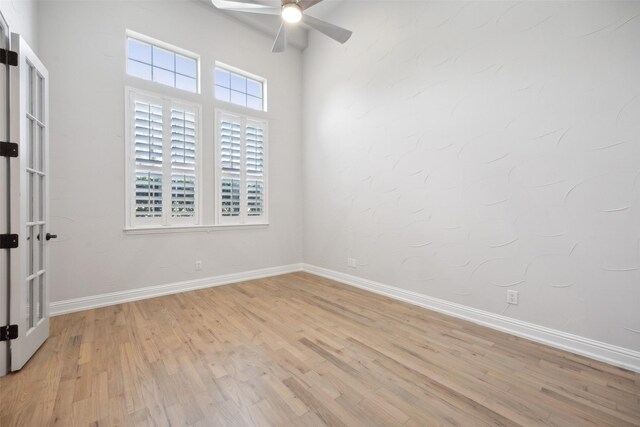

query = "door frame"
(0, 10), (11, 378)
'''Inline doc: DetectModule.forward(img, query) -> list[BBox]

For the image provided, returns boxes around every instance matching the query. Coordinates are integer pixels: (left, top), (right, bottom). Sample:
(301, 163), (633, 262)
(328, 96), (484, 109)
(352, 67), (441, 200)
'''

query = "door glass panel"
(27, 117), (34, 169)
(34, 227), (39, 275)
(37, 124), (43, 172)
(37, 274), (44, 321)
(37, 73), (44, 121)
(27, 63), (34, 115)
(27, 226), (34, 275)
(31, 226), (38, 276)
(33, 275), (40, 325)
(27, 172), (34, 222)
(38, 224), (44, 271)
(26, 279), (33, 328)
(38, 175), (44, 221)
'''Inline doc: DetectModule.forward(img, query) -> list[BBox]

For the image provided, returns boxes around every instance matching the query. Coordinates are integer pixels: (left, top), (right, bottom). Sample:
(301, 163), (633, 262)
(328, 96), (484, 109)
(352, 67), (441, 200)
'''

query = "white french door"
(8, 33), (50, 371)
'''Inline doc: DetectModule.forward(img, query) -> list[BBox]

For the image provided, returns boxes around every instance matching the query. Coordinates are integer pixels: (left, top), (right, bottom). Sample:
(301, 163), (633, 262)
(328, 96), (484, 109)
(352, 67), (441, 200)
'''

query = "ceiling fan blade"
(219, 0), (280, 6)
(272, 21), (287, 53)
(298, 0), (323, 10)
(211, 0), (279, 14)
(301, 14), (352, 44)
(222, 7), (280, 14)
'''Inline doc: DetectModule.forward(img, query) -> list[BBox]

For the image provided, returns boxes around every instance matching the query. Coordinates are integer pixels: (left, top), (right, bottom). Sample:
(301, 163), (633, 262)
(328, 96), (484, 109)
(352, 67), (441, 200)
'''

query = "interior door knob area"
(36, 233), (57, 241)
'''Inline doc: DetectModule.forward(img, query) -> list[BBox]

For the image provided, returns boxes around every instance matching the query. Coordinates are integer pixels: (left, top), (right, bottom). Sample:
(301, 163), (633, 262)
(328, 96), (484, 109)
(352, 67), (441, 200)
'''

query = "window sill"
(124, 223), (269, 235)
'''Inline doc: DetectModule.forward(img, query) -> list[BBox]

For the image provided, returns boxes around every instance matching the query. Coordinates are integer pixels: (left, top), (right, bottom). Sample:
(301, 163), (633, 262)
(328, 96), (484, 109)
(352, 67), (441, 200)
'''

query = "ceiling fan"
(211, 0), (353, 53)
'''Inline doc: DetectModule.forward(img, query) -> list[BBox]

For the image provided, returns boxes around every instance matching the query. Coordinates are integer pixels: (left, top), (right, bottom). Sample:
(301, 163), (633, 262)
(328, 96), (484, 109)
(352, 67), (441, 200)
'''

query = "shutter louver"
(171, 109), (197, 217)
(134, 102), (163, 217)
(246, 124), (265, 217)
(220, 119), (242, 217)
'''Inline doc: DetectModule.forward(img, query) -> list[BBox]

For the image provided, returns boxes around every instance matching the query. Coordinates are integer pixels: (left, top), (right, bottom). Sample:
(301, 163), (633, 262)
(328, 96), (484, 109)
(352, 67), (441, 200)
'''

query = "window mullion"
(215, 114), (221, 225)
(194, 110), (201, 225)
(128, 94), (136, 227)
(162, 98), (172, 225)
(240, 117), (248, 224)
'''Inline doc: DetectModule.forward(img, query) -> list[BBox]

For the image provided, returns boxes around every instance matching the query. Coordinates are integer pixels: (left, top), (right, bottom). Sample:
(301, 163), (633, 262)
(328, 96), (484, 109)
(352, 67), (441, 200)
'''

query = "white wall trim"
(301, 264), (640, 373)
(50, 263), (303, 316)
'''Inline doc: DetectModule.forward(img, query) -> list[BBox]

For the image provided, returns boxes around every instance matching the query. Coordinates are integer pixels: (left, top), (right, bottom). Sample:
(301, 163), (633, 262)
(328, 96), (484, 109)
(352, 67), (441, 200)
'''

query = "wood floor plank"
(1, 272), (638, 426)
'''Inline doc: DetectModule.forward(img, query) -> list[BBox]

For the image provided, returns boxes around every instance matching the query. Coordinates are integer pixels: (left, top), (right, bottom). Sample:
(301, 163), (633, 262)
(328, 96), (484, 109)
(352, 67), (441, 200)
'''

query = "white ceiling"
(198, 0), (345, 51)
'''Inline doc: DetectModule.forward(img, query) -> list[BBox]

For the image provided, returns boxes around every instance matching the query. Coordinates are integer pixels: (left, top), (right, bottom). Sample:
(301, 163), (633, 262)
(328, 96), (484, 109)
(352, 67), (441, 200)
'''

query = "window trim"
(124, 86), (203, 229)
(126, 29), (201, 94)
(215, 61), (268, 112)
(123, 223), (269, 235)
(214, 109), (269, 226)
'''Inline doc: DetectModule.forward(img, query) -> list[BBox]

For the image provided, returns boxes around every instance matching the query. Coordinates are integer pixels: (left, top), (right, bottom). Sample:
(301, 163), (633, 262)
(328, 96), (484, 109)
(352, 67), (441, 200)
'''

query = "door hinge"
(0, 48), (18, 66)
(0, 324), (18, 342)
(0, 234), (19, 249)
(0, 141), (18, 158)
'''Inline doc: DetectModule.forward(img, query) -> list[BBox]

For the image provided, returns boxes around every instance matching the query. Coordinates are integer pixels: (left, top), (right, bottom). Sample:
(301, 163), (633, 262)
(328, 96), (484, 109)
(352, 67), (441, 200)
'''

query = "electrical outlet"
(347, 258), (357, 268)
(195, 260), (202, 271)
(507, 290), (519, 305)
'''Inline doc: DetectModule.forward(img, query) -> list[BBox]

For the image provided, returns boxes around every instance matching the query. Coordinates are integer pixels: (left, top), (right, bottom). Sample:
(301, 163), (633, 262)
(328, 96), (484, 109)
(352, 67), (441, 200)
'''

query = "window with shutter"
(216, 110), (268, 225)
(126, 88), (201, 228)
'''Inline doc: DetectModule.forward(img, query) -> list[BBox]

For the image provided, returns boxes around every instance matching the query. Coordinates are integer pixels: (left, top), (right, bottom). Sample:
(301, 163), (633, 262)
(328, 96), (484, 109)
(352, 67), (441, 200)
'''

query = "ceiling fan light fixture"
(281, 3), (302, 23)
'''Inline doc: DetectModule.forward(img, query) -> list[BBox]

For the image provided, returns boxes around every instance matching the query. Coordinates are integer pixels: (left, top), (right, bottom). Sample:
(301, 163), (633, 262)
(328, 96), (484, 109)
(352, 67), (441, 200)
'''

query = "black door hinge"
(0, 324), (18, 342)
(0, 48), (18, 66)
(0, 234), (18, 249)
(0, 141), (18, 158)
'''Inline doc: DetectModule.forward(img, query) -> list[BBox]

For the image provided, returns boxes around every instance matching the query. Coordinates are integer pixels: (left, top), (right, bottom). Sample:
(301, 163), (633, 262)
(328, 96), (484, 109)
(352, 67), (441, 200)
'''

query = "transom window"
(215, 64), (266, 111)
(127, 31), (199, 93)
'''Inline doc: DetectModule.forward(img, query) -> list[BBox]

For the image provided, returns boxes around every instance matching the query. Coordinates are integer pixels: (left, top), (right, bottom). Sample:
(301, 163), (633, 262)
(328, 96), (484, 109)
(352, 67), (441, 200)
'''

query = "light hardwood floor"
(1, 272), (639, 426)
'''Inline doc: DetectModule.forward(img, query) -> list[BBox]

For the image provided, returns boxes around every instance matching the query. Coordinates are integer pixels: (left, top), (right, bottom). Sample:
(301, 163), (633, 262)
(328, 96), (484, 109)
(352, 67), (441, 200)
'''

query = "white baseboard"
(301, 263), (640, 373)
(50, 263), (303, 316)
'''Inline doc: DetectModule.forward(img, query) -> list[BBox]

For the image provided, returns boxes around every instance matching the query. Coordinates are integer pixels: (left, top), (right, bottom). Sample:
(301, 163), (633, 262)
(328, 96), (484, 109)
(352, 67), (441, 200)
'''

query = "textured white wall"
(0, 0), (37, 49)
(38, 0), (303, 302)
(303, 1), (640, 351)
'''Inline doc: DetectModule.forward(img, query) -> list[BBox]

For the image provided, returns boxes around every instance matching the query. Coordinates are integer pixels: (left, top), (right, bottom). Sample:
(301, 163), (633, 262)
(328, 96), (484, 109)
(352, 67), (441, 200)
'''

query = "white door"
(9, 33), (50, 371)
(0, 13), (10, 377)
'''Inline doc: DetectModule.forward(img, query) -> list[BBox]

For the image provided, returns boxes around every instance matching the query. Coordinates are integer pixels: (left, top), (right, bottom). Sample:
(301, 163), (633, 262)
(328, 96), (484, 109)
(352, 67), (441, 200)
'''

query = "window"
(127, 31), (199, 93)
(216, 110), (267, 224)
(126, 88), (201, 228)
(215, 63), (266, 111)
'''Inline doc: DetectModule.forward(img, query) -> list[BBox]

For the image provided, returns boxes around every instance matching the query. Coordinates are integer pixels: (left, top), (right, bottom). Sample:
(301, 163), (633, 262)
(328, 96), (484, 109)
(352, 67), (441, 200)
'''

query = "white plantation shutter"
(171, 108), (197, 218)
(216, 111), (268, 224)
(127, 89), (201, 227)
(220, 118), (242, 217)
(246, 122), (265, 217)
(134, 101), (163, 218)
